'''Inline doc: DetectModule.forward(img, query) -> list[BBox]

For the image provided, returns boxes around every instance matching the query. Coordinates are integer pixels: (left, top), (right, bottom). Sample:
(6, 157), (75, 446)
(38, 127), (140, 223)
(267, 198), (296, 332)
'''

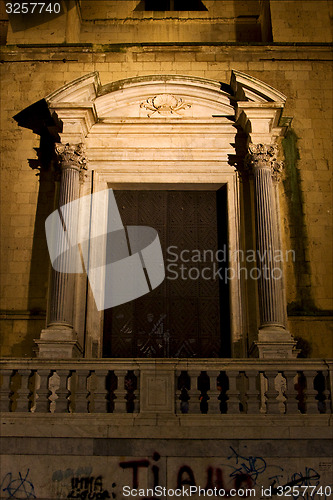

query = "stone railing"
(0, 359), (332, 415)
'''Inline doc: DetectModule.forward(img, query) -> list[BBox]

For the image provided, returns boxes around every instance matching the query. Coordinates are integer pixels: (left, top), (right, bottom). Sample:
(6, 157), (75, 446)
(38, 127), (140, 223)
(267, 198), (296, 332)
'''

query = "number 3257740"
(6, 3), (61, 14)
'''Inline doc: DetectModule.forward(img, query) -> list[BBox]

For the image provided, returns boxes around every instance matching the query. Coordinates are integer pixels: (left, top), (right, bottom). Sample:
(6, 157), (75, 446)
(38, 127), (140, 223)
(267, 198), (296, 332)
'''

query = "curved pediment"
(95, 75), (234, 118)
(46, 73), (235, 119)
(20, 71), (288, 144)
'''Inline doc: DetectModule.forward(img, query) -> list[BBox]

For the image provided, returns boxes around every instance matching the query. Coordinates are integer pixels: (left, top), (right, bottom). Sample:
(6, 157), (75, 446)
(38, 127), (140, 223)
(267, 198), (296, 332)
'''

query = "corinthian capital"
(55, 143), (87, 171)
(245, 143), (283, 181)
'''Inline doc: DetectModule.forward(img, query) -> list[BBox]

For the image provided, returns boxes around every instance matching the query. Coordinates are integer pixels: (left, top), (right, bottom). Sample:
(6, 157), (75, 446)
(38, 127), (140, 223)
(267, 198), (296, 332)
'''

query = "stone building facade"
(0, 1), (332, 499)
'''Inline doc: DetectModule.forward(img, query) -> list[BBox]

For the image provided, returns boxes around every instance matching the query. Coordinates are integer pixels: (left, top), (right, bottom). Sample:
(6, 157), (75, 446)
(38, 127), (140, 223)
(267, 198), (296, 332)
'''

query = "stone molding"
(1, 414), (331, 440)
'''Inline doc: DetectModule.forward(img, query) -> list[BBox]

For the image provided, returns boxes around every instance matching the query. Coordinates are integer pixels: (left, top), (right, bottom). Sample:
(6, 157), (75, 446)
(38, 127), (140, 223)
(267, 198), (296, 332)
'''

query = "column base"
(35, 328), (83, 359)
(254, 326), (299, 359)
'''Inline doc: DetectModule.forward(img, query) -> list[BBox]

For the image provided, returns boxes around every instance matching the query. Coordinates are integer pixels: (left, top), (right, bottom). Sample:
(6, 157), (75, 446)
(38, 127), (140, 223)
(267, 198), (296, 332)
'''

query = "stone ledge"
(1, 414), (331, 440)
(1, 436), (332, 458)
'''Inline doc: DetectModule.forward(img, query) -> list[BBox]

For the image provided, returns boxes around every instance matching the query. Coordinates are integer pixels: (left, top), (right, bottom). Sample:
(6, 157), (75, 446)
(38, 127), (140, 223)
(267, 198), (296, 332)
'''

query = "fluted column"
(245, 143), (296, 358)
(36, 143), (87, 358)
(48, 144), (85, 326)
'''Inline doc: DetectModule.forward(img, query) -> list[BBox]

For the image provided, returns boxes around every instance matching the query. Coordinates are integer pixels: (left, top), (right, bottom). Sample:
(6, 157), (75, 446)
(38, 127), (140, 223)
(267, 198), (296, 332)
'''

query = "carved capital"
(55, 143), (87, 171)
(244, 143), (283, 181)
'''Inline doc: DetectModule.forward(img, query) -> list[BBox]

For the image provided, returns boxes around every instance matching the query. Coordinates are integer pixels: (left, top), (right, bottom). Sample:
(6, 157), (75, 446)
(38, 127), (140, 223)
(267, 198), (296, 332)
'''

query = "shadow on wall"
(13, 100), (60, 357)
(282, 129), (319, 316)
(233, 0), (273, 43)
(135, 0), (207, 11)
(233, 0), (261, 43)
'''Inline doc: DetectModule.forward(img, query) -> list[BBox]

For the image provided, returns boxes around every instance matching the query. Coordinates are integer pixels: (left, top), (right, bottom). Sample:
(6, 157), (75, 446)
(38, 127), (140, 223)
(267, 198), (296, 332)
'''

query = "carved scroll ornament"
(140, 94), (191, 117)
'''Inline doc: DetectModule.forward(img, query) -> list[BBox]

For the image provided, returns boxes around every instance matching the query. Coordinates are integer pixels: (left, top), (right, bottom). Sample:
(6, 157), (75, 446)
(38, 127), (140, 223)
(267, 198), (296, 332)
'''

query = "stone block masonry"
(1, 42), (332, 356)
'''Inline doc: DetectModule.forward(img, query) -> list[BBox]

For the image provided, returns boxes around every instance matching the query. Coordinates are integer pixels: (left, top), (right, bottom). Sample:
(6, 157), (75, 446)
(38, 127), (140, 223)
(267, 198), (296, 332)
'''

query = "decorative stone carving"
(55, 143), (87, 171)
(245, 143), (283, 181)
(140, 94), (191, 117)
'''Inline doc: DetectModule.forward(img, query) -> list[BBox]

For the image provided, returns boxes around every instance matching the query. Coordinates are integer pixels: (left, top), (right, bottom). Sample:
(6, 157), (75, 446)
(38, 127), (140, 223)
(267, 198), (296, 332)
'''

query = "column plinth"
(35, 144), (87, 359)
(245, 144), (297, 358)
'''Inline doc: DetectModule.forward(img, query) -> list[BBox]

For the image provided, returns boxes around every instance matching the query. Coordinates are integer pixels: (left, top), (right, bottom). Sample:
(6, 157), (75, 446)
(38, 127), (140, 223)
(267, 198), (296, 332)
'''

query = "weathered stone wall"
(1, 415), (332, 499)
(270, 0), (333, 43)
(0, 1), (332, 357)
(5, 1), (264, 45)
(4, 0), (333, 46)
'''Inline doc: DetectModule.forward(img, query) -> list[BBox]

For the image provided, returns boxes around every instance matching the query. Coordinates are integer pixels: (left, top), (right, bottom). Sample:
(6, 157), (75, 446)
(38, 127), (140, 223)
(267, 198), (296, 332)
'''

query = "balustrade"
(0, 359), (331, 416)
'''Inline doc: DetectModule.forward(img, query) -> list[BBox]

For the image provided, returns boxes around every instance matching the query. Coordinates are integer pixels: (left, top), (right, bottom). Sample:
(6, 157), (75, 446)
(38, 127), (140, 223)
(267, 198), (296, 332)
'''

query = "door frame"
(80, 175), (245, 358)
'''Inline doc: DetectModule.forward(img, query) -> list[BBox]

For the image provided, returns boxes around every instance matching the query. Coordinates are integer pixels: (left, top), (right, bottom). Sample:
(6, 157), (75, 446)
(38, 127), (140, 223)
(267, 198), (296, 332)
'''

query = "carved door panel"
(103, 190), (226, 358)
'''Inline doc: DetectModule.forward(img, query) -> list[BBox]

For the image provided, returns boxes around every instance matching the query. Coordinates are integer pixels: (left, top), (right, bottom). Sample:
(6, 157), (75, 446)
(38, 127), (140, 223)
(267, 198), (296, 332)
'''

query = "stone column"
(245, 143), (297, 358)
(36, 143), (86, 358)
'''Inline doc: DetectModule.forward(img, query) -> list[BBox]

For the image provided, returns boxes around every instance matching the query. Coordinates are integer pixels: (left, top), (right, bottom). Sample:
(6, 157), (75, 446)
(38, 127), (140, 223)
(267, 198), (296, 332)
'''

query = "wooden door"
(103, 190), (229, 358)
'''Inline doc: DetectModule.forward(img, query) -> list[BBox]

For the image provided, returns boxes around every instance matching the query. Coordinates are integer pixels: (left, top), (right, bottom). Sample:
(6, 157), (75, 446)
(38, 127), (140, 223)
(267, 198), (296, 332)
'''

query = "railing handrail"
(0, 357), (332, 371)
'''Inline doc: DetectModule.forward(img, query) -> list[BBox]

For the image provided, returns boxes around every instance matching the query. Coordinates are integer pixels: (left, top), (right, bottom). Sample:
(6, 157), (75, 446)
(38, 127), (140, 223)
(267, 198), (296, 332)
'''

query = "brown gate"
(103, 190), (229, 358)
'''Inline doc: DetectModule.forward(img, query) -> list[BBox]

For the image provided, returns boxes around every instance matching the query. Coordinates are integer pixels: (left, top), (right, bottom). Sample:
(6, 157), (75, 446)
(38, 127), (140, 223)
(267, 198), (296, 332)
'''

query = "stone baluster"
(329, 363), (333, 412)
(264, 371), (280, 414)
(283, 370), (299, 414)
(36, 143), (87, 359)
(226, 370), (241, 414)
(113, 370), (128, 413)
(132, 369), (140, 413)
(54, 370), (69, 413)
(206, 370), (221, 414)
(303, 370), (319, 414)
(29, 371), (39, 412)
(175, 370), (182, 414)
(0, 370), (12, 412)
(322, 371), (331, 414)
(93, 370), (109, 413)
(245, 144), (296, 358)
(245, 370), (260, 414)
(74, 370), (89, 413)
(35, 369), (51, 413)
(188, 370), (201, 414)
(16, 370), (31, 412)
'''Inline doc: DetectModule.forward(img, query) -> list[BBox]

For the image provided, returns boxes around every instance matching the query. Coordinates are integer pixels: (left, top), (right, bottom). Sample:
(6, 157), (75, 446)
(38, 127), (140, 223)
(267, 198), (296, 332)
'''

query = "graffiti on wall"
(0, 469), (36, 499)
(67, 476), (111, 499)
(1, 449), (332, 499)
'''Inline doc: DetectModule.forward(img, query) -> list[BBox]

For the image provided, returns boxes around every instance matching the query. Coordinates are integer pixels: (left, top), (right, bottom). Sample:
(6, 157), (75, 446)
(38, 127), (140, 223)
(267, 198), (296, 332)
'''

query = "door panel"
(103, 190), (226, 358)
